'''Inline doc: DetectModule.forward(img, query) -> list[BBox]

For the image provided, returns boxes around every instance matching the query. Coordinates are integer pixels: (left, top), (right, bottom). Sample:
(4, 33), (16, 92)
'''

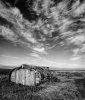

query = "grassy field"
(0, 68), (85, 100)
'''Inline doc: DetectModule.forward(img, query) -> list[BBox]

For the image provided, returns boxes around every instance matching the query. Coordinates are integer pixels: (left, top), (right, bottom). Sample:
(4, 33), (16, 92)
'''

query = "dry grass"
(0, 69), (85, 100)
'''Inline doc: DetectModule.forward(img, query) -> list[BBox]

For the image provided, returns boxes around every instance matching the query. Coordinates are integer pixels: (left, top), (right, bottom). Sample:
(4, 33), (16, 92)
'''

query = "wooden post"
(34, 70), (36, 86)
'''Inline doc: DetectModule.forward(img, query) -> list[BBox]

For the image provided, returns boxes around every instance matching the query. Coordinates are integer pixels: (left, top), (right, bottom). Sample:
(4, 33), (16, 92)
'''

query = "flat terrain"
(0, 68), (85, 100)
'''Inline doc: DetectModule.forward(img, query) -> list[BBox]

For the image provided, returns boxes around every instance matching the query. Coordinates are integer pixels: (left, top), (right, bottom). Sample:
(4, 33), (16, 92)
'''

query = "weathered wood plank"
(10, 65), (45, 86)
(11, 71), (16, 82)
(16, 70), (19, 83)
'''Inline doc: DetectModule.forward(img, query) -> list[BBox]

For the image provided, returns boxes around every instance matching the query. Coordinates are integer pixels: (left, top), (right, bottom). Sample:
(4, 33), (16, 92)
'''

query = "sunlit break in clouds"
(0, 0), (85, 68)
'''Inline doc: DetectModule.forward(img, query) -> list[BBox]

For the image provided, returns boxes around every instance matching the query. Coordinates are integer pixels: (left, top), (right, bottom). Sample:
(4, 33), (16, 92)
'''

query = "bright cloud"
(33, 47), (45, 53)
(70, 56), (80, 61)
(30, 52), (41, 58)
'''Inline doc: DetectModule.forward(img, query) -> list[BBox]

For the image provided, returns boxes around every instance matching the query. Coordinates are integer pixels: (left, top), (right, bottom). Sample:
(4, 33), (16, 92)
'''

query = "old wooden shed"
(9, 64), (50, 86)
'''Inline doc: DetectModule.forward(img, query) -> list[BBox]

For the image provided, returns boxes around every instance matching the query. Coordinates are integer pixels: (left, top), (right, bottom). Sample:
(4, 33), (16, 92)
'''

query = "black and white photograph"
(0, 0), (85, 99)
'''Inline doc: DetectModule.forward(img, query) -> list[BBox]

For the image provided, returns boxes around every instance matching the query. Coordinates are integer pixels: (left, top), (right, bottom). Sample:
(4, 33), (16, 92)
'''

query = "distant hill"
(0, 64), (16, 69)
(0, 64), (85, 71)
(50, 67), (85, 71)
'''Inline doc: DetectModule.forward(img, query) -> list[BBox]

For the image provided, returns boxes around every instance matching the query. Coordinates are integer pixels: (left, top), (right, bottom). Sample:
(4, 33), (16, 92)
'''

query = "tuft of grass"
(0, 70), (85, 100)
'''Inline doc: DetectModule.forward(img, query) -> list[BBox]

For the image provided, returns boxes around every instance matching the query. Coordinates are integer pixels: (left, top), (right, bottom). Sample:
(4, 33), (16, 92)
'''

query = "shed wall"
(11, 68), (40, 86)
(11, 71), (16, 82)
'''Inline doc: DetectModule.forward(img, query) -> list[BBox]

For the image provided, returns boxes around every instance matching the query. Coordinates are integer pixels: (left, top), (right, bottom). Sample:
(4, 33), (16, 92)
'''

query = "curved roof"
(9, 64), (49, 78)
(9, 64), (49, 73)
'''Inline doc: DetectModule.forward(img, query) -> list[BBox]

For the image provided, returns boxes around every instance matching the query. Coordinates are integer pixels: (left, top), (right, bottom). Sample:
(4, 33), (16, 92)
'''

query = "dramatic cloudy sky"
(0, 0), (85, 69)
(0, 37), (80, 68)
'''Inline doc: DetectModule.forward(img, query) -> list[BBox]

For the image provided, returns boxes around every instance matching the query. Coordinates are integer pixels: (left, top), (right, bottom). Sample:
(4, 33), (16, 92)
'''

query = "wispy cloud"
(1, 0), (85, 57)
(0, 55), (19, 59)
(70, 56), (80, 61)
(30, 51), (58, 64)
(31, 52), (66, 67)
(30, 51), (80, 68)
(0, 1), (41, 52)
(33, 47), (46, 53)
(30, 52), (41, 58)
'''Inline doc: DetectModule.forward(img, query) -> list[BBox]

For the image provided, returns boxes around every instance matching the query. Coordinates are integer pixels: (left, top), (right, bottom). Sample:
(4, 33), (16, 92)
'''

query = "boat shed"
(9, 64), (50, 86)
